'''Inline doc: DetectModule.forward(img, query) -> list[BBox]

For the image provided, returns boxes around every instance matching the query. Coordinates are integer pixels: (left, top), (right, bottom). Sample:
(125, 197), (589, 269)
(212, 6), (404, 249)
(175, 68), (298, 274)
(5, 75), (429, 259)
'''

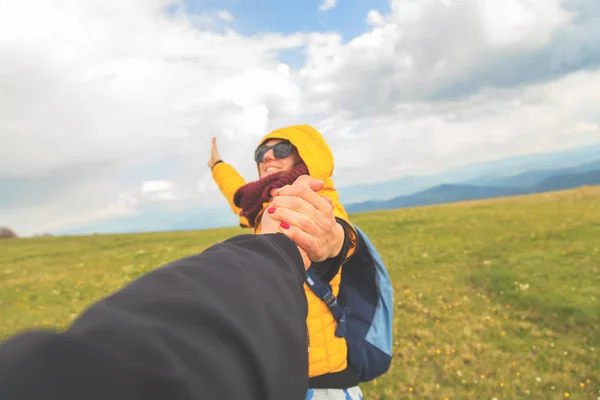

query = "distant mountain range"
(338, 143), (600, 203)
(466, 159), (600, 188)
(345, 163), (600, 214)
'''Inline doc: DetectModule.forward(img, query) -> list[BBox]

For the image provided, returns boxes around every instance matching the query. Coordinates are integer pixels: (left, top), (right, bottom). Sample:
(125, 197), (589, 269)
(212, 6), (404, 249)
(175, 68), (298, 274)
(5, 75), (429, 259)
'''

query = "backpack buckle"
(323, 292), (337, 308)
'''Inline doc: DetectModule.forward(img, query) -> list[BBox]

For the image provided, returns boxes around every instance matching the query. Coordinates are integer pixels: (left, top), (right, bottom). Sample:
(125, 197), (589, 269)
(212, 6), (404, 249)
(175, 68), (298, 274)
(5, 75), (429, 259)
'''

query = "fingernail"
(267, 207), (276, 214)
(280, 221), (290, 229)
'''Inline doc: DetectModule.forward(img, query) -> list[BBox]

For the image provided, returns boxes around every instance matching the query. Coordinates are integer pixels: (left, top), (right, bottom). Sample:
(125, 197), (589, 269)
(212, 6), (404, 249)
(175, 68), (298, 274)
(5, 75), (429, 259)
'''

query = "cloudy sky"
(2, 0), (600, 236)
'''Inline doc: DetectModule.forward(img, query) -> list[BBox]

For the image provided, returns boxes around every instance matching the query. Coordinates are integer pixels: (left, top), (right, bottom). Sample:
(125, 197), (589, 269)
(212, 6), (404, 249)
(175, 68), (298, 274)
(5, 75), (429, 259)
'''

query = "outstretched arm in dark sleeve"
(0, 233), (310, 400)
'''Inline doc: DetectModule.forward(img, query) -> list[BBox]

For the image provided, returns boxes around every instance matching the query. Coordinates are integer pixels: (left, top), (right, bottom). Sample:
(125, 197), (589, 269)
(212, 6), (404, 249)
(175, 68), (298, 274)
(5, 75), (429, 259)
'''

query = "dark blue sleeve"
(0, 234), (309, 400)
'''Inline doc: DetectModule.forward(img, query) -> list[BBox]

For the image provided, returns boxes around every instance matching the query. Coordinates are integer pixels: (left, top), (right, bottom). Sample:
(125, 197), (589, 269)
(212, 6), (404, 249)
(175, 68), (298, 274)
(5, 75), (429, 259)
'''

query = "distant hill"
(533, 169), (600, 192)
(0, 227), (18, 239)
(346, 184), (522, 213)
(345, 168), (600, 214)
(338, 143), (600, 203)
(338, 175), (443, 204)
(467, 159), (600, 188)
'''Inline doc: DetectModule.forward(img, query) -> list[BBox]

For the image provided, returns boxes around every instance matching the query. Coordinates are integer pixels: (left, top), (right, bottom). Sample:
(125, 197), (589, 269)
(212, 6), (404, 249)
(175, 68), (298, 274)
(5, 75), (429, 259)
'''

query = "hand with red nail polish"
(261, 200), (310, 269)
(265, 175), (344, 263)
(280, 221), (290, 230)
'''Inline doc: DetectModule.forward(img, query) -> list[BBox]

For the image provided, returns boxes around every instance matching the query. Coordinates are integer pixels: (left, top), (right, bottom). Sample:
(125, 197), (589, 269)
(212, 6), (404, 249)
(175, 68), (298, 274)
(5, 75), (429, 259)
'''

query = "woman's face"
(257, 139), (301, 179)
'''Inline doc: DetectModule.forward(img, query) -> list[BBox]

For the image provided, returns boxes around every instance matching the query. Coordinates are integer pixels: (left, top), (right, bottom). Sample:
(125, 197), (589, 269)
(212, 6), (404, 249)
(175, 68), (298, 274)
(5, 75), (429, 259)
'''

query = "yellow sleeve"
(318, 187), (358, 262)
(211, 162), (250, 228)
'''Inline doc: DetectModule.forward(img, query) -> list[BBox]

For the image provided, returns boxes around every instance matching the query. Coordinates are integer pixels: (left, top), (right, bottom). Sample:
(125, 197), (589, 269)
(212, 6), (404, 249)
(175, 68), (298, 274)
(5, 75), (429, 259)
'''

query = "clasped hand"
(261, 176), (345, 268)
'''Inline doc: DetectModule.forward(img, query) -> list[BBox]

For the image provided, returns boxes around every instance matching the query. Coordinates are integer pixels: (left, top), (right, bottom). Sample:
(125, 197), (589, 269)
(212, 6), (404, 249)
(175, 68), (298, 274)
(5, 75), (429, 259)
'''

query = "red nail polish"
(280, 221), (290, 229)
(267, 207), (276, 214)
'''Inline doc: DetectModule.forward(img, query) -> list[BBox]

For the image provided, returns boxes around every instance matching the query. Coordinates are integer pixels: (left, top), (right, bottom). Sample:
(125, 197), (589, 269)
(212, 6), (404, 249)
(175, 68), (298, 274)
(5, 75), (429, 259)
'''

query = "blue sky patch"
(176, 0), (390, 42)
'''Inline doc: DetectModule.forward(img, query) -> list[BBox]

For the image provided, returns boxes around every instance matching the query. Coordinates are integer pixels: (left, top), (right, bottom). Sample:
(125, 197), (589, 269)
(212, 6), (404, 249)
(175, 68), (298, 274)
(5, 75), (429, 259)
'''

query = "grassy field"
(2, 186), (599, 399)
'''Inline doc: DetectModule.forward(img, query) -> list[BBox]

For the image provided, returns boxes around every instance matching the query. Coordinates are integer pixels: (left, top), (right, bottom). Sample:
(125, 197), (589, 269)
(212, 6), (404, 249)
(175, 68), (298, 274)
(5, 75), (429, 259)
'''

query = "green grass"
(2, 187), (599, 399)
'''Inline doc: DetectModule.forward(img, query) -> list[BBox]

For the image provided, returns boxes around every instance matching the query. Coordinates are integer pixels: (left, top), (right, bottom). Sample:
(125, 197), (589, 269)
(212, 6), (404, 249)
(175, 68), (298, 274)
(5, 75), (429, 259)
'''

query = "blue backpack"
(305, 224), (394, 382)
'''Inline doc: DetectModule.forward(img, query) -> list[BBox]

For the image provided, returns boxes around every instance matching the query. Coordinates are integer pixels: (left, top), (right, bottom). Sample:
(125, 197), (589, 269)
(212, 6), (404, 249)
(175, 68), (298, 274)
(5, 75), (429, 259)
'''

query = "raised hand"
(267, 176), (345, 263)
(207, 137), (221, 168)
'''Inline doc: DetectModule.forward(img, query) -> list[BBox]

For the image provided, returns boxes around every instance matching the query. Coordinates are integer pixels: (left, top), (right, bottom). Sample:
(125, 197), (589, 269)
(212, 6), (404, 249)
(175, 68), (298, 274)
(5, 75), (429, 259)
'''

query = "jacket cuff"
(310, 217), (355, 282)
(210, 160), (224, 171)
(334, 217), (356, 264)
(263, 233), (307, 285)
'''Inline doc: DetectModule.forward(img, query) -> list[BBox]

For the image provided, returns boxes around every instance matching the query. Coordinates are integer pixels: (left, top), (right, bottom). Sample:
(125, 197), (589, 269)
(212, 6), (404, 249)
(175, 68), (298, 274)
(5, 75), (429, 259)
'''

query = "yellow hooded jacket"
(211, 124), (357, 379)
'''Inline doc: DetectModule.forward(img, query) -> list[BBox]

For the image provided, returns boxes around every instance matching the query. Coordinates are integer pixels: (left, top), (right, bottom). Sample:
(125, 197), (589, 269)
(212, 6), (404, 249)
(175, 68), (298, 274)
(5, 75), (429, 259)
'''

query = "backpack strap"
(305, 267), (349, 338)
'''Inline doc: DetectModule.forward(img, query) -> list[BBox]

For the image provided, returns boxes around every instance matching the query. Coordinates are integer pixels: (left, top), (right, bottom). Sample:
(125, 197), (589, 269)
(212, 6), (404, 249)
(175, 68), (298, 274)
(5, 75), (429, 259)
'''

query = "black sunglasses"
(254, 141), (294, 163)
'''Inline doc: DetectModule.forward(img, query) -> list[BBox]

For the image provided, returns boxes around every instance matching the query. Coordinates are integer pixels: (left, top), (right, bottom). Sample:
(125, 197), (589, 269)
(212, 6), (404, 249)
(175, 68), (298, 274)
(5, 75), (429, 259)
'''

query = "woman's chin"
(262, 169), (281, 178)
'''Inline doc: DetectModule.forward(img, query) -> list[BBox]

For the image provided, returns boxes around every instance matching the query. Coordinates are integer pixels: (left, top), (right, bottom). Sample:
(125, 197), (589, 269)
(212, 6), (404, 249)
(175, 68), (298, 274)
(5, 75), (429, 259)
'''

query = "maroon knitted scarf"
(233, 162), (309, 228)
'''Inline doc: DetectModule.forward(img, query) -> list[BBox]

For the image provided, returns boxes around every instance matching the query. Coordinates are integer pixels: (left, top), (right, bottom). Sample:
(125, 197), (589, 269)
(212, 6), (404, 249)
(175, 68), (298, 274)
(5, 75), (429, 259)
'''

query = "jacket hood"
(256, 124), (334, 184)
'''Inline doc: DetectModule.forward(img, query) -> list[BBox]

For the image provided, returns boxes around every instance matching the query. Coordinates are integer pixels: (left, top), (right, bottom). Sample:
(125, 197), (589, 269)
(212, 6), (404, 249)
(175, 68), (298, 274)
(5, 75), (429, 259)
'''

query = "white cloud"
(0, 0), (306, 178)
(141, 180), (177, 201)
(320, 69), (600, 186)
(480, 0), (569, 46)
(289, 0), (599, 186)
(563, 122), (600, 136)
(78, 192), (139, 223)
(3, 191), (139, 236)
(300, 0), (575, 116)
(216, 10), (234, 22)
(155, 191), (177, 201)
(366, 10), (385, 27)
(319, 0), (337, 12)
(142, 180), (173, 194)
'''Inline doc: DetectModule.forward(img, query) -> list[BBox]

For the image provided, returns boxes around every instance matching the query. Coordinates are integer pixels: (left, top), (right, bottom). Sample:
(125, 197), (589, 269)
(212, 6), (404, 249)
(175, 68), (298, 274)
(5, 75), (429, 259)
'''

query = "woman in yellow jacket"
(208, 124), (363, 399)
